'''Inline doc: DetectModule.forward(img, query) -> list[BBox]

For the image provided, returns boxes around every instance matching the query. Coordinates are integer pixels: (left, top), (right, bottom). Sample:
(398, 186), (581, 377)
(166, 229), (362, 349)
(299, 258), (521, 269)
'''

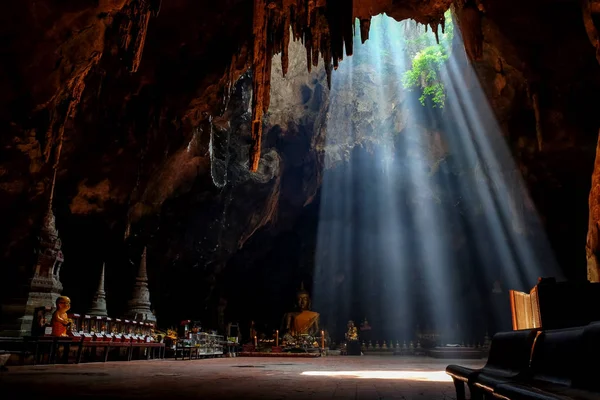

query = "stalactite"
(430, 14), (445, 45)
(249, 0), (354, 171)
(246, 0), (451, 171)
(281, 11), (291, 76)
(431, 23), (440, 44)
(441, 15), (446, 34)
(118, 0), (157, 73)
(250, 0), (270, 172)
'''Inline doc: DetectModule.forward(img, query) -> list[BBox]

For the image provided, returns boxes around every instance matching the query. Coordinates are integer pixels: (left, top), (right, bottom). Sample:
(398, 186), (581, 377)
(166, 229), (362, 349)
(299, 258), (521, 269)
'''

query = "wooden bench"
(448, 323), (600, 400)
(493, 323), (599, 400)
(446, 329), (539, 400)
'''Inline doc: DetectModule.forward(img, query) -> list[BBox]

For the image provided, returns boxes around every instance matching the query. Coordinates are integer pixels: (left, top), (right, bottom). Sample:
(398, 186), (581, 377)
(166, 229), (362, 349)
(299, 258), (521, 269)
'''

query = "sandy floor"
(0, 355), (484, 399)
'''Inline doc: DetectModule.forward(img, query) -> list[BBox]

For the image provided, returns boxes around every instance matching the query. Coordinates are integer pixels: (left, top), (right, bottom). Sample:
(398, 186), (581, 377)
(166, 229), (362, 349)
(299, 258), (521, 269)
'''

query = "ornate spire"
(125, 247), (156, 323)
(139, 247), (148, 281)
(1, 167), (64, 336)
(88, 263), (107, 316)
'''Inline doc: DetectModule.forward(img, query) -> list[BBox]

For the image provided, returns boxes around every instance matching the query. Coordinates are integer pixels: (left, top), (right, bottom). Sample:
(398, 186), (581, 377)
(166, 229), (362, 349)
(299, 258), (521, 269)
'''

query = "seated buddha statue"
(345, 320), (358, 341)
(284, 283), (320, 339)
(51, 296), (72, 337)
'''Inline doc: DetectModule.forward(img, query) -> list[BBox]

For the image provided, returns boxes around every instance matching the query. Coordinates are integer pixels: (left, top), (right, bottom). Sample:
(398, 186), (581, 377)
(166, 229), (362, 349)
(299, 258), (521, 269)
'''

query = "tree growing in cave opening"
(401, 11), (454, 108)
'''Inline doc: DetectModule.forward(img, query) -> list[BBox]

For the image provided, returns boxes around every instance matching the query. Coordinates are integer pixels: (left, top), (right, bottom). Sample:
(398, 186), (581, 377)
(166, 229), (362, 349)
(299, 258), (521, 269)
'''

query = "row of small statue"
(360, 340), (487, 350)
(360, 340), (422, 351)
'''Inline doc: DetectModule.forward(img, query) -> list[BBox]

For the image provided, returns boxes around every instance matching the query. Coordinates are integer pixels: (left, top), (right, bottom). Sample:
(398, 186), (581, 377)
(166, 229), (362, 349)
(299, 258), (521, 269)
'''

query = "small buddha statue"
(345, 320), (358, 341)
(284, 283), (320, 337)
(51, 296), (72, 337)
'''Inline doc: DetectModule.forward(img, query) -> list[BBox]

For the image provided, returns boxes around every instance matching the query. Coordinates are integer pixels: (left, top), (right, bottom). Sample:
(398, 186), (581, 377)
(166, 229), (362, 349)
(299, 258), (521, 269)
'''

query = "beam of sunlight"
(301, 370), (452, 382)
(313, 12), (561, 347)
(440, 26), (562, 289)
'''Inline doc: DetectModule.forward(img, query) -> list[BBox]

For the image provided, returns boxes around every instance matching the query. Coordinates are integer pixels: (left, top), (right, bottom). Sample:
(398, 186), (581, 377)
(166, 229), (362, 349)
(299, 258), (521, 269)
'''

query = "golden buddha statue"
(345, 320), (358, 341)
(51, 296), (72, 337)
(284, 283), (320, 338)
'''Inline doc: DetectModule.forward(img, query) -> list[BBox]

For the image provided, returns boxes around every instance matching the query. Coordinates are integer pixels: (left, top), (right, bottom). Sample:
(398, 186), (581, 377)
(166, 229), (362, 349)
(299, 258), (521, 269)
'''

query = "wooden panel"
(510, 290), (535, 330)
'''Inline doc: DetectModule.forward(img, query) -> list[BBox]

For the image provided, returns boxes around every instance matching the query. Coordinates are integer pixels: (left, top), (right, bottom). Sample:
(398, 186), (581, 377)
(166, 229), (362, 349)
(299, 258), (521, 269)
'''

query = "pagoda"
(87, 263), (108, 316)
(125, 247), (156, 323)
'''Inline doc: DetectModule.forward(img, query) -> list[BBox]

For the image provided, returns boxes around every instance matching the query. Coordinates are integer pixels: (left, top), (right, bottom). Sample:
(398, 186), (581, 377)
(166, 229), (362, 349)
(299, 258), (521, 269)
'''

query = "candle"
(321, 330), (325, 349)
(276, 330), (279, 347)
(254, 335), (257, 347)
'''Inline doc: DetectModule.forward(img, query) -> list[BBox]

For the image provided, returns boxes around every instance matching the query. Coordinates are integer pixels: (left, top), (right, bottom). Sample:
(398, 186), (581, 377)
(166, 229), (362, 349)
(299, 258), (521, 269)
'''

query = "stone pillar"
(0, 207), (64, 336)
(125, 247), (156, 323)
(586, 131), (600, 282)
(87, 263), (108, 316)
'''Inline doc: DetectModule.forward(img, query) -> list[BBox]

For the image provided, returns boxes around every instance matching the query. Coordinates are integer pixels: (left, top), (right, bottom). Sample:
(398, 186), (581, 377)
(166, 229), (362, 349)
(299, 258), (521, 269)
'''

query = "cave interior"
(2, 0), (600, 345)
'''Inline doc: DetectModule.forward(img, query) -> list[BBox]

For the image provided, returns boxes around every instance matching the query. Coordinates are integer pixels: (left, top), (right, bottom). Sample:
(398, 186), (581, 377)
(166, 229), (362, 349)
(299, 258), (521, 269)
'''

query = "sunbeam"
(313, 12), (562, 346)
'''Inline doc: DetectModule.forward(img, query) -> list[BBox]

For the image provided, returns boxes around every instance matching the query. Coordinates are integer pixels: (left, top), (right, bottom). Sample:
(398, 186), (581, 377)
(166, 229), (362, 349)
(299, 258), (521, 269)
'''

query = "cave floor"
(0, 356), (484, 399)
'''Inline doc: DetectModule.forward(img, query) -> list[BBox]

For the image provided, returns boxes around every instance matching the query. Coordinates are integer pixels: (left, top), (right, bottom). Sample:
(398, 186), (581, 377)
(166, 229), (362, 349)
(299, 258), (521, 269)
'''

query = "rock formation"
(583, 1), (600, 282)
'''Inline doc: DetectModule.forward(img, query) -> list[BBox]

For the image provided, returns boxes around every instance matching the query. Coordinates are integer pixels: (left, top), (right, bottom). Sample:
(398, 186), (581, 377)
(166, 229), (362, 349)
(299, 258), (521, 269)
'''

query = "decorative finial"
(98, 263), (105, 292)
(48, 168), (57, 213)
(139, 247), (148, 280)
(297, 281), (309, 297)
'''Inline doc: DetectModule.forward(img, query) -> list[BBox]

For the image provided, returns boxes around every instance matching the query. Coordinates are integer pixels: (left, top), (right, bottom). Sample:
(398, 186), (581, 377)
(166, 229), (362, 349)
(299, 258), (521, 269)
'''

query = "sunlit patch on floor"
(301, 370), (452, 382)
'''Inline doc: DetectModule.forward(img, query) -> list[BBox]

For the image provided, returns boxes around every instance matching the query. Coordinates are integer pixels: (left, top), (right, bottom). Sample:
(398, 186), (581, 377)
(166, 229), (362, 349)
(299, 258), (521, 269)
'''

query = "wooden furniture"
(446, 323), (600, 400)
(446, 329), (539, 400)
(509, 278), (600, 330)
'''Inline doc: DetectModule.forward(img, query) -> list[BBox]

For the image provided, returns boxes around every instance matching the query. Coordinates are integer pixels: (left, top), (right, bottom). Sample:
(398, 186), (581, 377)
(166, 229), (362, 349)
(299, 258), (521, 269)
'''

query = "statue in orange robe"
(51, 296), (72, 337)
(285, 283), (320, 337)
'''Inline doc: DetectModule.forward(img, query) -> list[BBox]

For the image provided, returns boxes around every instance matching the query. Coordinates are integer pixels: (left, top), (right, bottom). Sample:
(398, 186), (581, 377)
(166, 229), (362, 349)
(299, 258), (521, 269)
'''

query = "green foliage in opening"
(401, 11), (454, 108)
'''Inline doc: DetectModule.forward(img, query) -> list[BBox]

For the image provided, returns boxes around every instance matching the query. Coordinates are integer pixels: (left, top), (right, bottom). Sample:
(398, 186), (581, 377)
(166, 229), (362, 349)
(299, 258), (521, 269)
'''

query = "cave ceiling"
(0, 0), (462, 264)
